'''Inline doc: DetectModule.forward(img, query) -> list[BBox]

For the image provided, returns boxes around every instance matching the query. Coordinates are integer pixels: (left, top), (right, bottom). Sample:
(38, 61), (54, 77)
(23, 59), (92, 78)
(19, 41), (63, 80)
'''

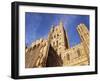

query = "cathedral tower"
(49, 21), (70, 54)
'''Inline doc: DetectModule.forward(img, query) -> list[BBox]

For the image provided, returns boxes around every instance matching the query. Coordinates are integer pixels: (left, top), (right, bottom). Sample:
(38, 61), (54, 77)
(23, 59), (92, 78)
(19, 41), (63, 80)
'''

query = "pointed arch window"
(67, 54), (70, 60)
(77, 49), (81, 57)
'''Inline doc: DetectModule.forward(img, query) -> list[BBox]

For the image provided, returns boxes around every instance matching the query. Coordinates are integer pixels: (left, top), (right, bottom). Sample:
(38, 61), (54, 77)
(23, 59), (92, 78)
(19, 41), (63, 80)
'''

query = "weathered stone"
(25, 21), (89, 68)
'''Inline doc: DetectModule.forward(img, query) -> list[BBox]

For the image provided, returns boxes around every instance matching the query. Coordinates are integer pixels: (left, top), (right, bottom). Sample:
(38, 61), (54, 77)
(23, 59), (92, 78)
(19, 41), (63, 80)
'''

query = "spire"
(59, 20), (64, 29)
(59, 20), (63, 26)
(58, 20), (70, 49)
(50, 25), (54, 32)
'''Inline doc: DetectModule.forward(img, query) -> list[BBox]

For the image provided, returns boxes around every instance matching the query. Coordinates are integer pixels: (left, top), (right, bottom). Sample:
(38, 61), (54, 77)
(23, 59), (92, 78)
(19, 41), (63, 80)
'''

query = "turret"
(58, 21), (70, 49)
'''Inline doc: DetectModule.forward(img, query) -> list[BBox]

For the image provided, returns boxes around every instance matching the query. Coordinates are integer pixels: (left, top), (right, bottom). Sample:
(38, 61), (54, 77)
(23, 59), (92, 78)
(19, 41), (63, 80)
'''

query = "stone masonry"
(25, 21), (90, 68)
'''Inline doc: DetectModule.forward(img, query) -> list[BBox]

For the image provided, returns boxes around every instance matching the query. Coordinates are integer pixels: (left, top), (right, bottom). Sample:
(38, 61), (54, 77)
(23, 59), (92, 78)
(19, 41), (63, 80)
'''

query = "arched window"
(57, 34), (59, 37)
(34, 45), (36, 48)
(54, 35), (56, 38)
(81, 35), (84, 41)
(51, 36), (53, 39)
(77, 49), (81, 57)
(59, 42), (61, 45)
(67, 54), (70, 60)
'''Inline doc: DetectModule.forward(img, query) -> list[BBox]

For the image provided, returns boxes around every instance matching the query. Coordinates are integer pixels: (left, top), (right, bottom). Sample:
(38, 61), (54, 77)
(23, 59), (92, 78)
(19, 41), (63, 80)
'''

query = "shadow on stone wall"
(46, 45), (63, 67)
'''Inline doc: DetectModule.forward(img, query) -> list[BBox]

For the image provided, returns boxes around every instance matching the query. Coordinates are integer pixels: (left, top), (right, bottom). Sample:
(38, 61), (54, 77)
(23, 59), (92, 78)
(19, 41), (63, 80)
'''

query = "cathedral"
(25, 21), (90, 68)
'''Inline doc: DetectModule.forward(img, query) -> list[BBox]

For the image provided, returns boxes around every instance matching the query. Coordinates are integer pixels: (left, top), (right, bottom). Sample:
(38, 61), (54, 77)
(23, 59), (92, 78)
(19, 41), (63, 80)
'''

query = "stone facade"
(25, 39), (49, 68)
(25, 21), (90, 68)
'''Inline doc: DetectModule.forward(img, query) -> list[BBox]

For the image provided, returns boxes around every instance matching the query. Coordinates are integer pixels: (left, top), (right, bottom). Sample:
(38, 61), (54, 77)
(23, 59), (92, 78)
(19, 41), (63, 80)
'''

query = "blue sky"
(25, 12), (89, 47)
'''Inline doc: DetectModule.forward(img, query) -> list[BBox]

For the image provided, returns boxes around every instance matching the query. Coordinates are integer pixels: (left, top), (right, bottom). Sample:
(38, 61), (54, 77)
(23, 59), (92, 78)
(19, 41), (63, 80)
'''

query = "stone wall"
(61, 42), (89, 66)
(25, 22), (90, 68)
(25, 39), (48, 68)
